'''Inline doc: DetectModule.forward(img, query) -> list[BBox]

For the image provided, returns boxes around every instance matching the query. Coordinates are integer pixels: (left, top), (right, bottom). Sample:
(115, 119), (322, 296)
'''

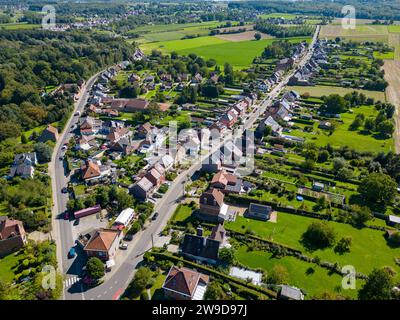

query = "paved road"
(54, 26), (320, 300)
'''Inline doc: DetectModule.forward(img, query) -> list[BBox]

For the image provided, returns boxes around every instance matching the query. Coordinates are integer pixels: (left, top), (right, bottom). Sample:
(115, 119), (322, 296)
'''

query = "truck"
(74, 205), (101, 219)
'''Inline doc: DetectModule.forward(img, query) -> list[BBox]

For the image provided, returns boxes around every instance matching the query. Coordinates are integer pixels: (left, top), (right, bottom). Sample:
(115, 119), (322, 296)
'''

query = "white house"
(114, 208), (136, 229)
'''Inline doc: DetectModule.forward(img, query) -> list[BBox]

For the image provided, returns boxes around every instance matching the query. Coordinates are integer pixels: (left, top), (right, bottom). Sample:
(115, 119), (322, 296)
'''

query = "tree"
(334, 236), (352, 254)
(34, 142), (52, 163)
(336, 167), (353, 181)
(302, 221), (336, 249)
(267, 265), (289, 285)
(130, 267), (153, 295)
(377, 120), (394, 138)
(323, 94), (348, 114)
(350, 205), (372, 226)
(204, 281), (229, 300)
(358, 173), (397, 204)
(219, 247), (235, 265)
(358, 268), (394, 300)
(317, 150), (329, 163)
(332, 157), (346, 171)
(364, 117), (375, 132)
(254, 32), (262, 40)
(21, 134), (28, 144)
(86, 257), (105, 280)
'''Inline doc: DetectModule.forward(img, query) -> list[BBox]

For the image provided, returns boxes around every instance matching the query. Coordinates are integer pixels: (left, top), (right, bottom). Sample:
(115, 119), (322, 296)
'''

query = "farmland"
(141, 36), (311, 69)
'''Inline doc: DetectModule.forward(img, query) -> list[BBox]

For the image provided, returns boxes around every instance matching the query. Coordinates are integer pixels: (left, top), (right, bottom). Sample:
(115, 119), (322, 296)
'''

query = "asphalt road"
(53, 25), (320, 300)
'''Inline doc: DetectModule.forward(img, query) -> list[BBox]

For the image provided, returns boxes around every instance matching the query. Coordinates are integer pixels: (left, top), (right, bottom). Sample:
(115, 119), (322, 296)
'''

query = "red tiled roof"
(163, 266), (209, 297)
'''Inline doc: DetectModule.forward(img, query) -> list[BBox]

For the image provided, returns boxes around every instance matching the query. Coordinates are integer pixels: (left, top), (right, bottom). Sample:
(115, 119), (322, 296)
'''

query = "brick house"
(83, 228), (121, 261)
(0, 217), (27, 257)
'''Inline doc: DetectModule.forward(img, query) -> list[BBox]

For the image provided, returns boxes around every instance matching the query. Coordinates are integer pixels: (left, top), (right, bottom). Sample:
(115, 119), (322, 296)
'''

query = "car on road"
(61, 187), (68, 193)
(59, 155), (64, 160)
(68, 247), (76, 259)
(61, 145), (68, 151)
(119, 243), (128, 250)
(151, 212), (159, 221)
(73, 218), (80, 226)
(74, 111), (81, 116)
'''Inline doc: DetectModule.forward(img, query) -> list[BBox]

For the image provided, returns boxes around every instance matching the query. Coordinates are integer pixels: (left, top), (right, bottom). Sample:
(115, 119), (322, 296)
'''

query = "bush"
(302, 221), (336, 249)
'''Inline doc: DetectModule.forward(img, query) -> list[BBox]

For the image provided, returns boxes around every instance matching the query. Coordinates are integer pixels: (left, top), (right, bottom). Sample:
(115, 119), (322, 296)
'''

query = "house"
(184, 136), (201, 156)
(132, 48), (145, 61)
(312, 181), (325, 192)
(79, 116), (103, 135)
(145, 167), (165, 189)
(106, 126), (131, 144)
(201, 151), (222, 173)
(38, 125), (59, 143)
(9, 152), (38, 179)
(76, 135), (97, 151)
(101, 108), (119, 117)
(208, 121), (227, 134)
(219, 108), (239, 129)
(130, 176), (154, 200)
(244, 203), (272, 221)
(128, 73), (140, 83)
(278, 285), (304, 300)
(81, 160), (110, 183)
(110, 98), (150, 112)
(160, 154), (174, 171)
(0, 217), (27, 257)
(318, 121), (332, 130)
(109, 136), (136, 155)
(282, 90), (300, 102)
(83, 228), (121, 261)
(136, 122), (154, 139)
(388, 215), (400, 227)
(275, 57), (295, 72)
(181, 227), (221, 264)
(162, 266), (209, 300)
(192, 73), (203, 84)
(199, 188), (229, 222)
(257, 116), (282, 137)
(210, 170), (243, 194)
(113, 208), (135, 229)
(209, 223), (229, 248)
(170, 144), (186, 166)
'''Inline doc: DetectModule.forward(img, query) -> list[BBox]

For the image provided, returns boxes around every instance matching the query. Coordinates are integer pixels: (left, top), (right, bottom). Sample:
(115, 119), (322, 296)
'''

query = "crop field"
(227, 213), (400, 278)
(320, 24), (389, 42)
(141, 36), (311, 69)
(0, 22), (41, 30)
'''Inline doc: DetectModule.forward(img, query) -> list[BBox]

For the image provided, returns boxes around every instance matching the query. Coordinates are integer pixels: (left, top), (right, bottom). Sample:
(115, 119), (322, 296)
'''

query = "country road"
(52, 25), (320, 300)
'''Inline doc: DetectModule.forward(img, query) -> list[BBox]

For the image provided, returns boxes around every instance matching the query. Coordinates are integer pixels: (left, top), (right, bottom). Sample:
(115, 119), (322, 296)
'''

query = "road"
(53, 26), (320, 300)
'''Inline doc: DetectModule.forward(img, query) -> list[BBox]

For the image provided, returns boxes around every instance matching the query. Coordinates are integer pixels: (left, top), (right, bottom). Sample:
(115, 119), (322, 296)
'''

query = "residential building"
(199, 188), (229, 222)
(244, 203), (272, 221)
(113, 208), (136, 229)
(0, 217), (27, 257)
(38, 125), (59, 143)
(162, 266), (209, 300)
(210, 170), (243, 194)
(130, 176), (154, 200)
(83, 228), (121, 261)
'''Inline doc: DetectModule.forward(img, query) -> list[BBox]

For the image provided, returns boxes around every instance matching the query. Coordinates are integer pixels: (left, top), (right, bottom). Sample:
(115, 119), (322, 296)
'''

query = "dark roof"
(181, 234), (220, 261)
(209, 224), (226, 243)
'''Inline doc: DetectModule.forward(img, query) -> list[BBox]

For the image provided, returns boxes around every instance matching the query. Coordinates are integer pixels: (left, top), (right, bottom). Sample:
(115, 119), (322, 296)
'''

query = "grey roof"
(280, 285), (304, 300)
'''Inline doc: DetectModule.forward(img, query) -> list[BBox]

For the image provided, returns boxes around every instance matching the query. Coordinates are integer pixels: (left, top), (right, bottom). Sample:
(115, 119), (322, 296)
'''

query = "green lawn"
(151, 273), (166, 300)
(235, 246), (359, 299)
(0, 252), (21, 283)
(0, 22), (41, 30)
(288, 105), (394, 153)
(227, 213), (400, 277)
(287, 85), (386, 101)
(141, 36), (311, 69)
(373, 51), (395, 60)
(171, 204), (193, 223)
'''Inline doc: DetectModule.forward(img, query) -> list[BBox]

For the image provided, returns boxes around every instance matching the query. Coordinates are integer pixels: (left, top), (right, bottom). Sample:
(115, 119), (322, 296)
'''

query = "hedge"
(144, 251), (277, 299)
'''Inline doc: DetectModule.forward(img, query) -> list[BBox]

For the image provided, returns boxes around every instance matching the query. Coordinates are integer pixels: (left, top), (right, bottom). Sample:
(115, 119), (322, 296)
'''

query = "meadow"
(227, 213), (400, 277)
(141, 36), (311, 69)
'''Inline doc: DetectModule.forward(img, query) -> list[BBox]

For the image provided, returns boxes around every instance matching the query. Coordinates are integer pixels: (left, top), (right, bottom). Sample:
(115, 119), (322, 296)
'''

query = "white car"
(61, 145), (68, 151)
(119, 243), (128, 250)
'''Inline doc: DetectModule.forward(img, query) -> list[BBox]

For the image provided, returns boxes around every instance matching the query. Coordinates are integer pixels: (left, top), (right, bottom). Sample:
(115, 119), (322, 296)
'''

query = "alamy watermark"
(342, 5), (356, 30)
(41, 5), (56, 30)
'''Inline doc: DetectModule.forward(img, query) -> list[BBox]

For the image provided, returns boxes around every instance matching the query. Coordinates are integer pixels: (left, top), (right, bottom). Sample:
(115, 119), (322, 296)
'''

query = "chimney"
(197, 226), (203, 237)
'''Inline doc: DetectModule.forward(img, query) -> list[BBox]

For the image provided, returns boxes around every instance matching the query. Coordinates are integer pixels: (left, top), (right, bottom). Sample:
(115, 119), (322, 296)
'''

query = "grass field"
(141, 36), (311, 69)
(0, 22), (40, 30)
(235, 246), (359, 299)
(289, 104), (394, 153)
(227, 213), (400, 277)
(0, 252), (20, 283)
(287, 85), (386, 101)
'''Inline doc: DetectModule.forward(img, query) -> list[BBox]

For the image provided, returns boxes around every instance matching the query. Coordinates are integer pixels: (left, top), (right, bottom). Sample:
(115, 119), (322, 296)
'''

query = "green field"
(235, 246), (359, 299)
(0, 252), (20, 283)
(287, 85), (386, 101)
(141, 36), (311, 69)
(373, 51), (395, 59)
(227, 213), (400, 277)
(0, 22), (40, 30)
(288, 104), (394, 153)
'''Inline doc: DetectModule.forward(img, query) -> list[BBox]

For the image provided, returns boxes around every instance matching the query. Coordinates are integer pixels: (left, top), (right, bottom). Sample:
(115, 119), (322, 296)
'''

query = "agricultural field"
(141, 36), (311, 69)
(0, 22), (41, 30)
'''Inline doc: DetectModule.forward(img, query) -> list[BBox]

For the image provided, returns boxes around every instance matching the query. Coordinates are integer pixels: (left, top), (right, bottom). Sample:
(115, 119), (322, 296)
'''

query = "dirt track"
(383, 60), (400, 153)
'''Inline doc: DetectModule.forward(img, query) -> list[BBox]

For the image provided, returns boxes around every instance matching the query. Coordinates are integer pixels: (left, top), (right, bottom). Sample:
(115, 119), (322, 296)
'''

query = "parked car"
(61, 187), (68, 193)
(74, 218), (80, 226)
(74, 111), (81, 116)
(68, 247), (76, 259)
(119, 243), (128, 250)
(151, 212), (159, 221)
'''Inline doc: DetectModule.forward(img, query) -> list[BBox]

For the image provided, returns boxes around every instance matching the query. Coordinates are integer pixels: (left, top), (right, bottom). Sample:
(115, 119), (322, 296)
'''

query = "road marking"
(63, 276), (80, 288)
(113, 288), (124, 300)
